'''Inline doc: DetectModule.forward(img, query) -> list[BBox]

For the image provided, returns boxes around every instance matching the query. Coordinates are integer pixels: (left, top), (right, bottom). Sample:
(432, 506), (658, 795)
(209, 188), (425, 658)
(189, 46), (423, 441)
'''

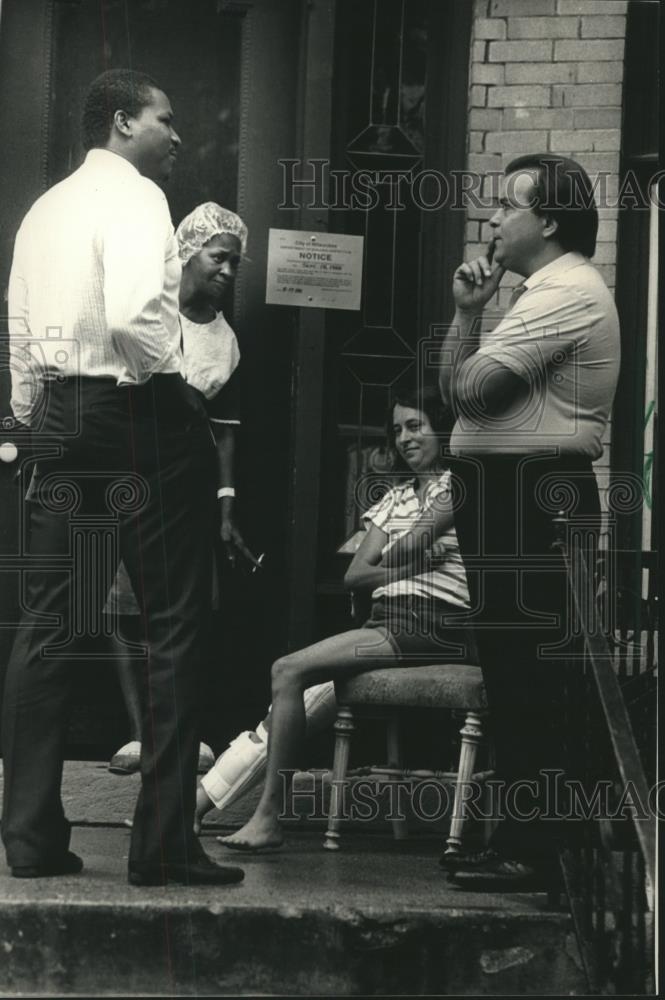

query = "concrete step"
(0, 763), (586, 995)
(0, 826), (586, 997)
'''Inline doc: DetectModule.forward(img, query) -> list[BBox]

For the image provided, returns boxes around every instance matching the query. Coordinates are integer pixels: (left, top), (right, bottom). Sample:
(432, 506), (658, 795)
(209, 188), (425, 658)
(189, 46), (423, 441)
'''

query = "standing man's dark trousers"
(1, 373), (216, 872)
(451, 453), (600, 867)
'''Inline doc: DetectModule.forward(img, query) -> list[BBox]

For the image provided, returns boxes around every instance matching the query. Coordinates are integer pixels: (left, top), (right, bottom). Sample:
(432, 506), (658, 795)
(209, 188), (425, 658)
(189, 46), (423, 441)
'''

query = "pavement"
(0, 763), (587, 996)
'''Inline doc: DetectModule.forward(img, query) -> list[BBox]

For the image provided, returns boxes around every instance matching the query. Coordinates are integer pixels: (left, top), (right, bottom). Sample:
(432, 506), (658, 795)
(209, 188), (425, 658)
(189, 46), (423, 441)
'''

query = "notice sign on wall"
(265, 229), (364, 311)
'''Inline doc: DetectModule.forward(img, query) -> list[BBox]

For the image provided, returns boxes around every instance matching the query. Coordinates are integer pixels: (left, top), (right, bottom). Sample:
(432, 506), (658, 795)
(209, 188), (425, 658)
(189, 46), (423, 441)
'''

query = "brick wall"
(466, 0), (627, 492)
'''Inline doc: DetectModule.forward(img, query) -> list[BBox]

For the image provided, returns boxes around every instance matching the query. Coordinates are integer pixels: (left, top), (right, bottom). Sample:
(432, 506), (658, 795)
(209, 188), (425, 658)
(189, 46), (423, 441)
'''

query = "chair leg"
(323, 705), (355, 851)
(444, 711), (483, 858)
(386, 717), (409, 841)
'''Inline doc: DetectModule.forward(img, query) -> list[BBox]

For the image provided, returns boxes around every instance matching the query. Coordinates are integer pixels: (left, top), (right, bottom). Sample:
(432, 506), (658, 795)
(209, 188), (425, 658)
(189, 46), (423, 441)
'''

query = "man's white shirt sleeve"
(475, 282), (590, 384)
(8, 227), (41, 426)
(103, 184), (182, 386)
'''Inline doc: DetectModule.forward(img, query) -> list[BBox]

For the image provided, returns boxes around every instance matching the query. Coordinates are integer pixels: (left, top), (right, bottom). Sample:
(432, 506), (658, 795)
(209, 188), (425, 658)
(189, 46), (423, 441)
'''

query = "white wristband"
(217, 487), (236, 499)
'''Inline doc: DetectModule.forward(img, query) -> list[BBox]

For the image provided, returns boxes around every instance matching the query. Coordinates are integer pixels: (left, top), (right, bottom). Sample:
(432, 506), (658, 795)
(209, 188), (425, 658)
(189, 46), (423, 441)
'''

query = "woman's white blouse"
(180, 311), (240, 401)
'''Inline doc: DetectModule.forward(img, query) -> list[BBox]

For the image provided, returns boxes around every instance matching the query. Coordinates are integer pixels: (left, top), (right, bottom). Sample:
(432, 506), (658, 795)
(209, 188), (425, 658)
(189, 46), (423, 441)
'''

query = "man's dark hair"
(82, 69), (159, 151)
(505, 153), (598, 258)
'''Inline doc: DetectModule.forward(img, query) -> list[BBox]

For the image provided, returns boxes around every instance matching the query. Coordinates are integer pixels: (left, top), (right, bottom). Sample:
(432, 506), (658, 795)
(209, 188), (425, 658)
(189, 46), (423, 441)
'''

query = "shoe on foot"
(439, 846), (501, 872)
(12, 850), (83, 879)
(128, 851), (244, 887)
(110, 741), (214, 776)
(199, 731), (267, 815)
(448, 858), (560, 893)
(108, 740), (141, 775)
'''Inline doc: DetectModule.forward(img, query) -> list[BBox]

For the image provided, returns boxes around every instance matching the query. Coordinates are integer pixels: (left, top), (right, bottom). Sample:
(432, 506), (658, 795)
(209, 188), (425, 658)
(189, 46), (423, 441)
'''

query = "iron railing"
(553, 515), (657, 995)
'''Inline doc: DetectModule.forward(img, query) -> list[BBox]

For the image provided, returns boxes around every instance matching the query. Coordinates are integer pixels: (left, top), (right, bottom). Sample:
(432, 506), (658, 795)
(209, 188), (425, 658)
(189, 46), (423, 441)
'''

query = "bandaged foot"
(196, 681), (336, 827)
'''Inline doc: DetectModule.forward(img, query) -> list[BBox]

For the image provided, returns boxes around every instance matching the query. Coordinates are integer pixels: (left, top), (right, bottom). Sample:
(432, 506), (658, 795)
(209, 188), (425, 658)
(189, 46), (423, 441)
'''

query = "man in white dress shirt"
(438, 154), (620, 891)
(2, 69), (244, 886)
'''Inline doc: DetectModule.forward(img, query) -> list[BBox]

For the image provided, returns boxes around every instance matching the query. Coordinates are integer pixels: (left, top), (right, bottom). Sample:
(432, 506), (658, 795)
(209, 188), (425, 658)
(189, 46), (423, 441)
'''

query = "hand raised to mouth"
(452, 250), (505, 315)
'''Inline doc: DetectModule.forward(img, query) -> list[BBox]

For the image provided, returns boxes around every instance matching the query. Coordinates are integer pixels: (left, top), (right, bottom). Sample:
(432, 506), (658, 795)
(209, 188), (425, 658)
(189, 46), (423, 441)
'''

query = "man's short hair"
(505, 154), (598, 258)
(82, 69), (159, 151)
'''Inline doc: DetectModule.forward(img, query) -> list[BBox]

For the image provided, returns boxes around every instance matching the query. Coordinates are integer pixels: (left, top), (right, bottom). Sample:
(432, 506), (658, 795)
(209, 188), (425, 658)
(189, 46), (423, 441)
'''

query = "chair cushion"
(336, 664), (486, 711)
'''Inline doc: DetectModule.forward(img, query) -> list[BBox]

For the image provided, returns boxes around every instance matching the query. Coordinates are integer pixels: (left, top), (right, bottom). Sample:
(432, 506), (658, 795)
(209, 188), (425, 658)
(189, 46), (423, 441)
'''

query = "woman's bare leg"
(219, 627), (396, 849)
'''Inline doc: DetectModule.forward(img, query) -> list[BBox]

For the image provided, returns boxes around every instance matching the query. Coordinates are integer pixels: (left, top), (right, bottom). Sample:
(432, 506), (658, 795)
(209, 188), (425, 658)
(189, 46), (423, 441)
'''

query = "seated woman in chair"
(216, 383), (471, 851)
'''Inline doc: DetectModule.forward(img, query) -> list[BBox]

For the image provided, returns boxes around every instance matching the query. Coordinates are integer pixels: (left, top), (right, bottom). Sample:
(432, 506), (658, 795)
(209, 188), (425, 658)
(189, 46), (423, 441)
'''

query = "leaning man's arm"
(455, 353), (528, 415)
(460, 282), (586, 414)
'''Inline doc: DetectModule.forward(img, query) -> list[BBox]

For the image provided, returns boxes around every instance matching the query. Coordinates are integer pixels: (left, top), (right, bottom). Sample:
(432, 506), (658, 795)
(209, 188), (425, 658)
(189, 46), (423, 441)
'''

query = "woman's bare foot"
(194, 782), (214, 836)
(216, 813), (283, 851)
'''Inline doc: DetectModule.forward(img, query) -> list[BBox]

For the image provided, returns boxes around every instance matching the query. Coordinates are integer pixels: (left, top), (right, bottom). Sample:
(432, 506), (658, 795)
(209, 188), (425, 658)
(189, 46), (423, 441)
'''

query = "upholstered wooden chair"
(322, 663), (490, 860)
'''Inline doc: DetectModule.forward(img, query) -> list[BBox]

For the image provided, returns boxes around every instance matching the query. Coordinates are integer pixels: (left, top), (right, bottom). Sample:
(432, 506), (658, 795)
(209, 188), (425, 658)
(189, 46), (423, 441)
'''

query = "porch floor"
(0, 764), (587, 996)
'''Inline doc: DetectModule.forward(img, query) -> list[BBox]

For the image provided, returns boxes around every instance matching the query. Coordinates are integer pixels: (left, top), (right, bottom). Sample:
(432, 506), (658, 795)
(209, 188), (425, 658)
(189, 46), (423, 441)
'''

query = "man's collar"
(523, 251), (586, 289)
(83, 147), (141, 178)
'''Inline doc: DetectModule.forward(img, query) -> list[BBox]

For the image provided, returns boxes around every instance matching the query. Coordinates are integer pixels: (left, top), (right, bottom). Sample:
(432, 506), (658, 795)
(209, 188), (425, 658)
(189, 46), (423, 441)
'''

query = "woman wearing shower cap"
(176, 202), (255, 572)
(108, 202), (258, 777)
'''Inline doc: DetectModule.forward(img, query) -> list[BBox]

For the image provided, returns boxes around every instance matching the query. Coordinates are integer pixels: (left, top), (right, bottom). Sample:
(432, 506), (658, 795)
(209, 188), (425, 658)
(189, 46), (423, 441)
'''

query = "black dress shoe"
(439, 846), (501, 871)
(11, 850), (83, 879)
(448, 858), (560, 893)
(129, 852), (245, 887)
